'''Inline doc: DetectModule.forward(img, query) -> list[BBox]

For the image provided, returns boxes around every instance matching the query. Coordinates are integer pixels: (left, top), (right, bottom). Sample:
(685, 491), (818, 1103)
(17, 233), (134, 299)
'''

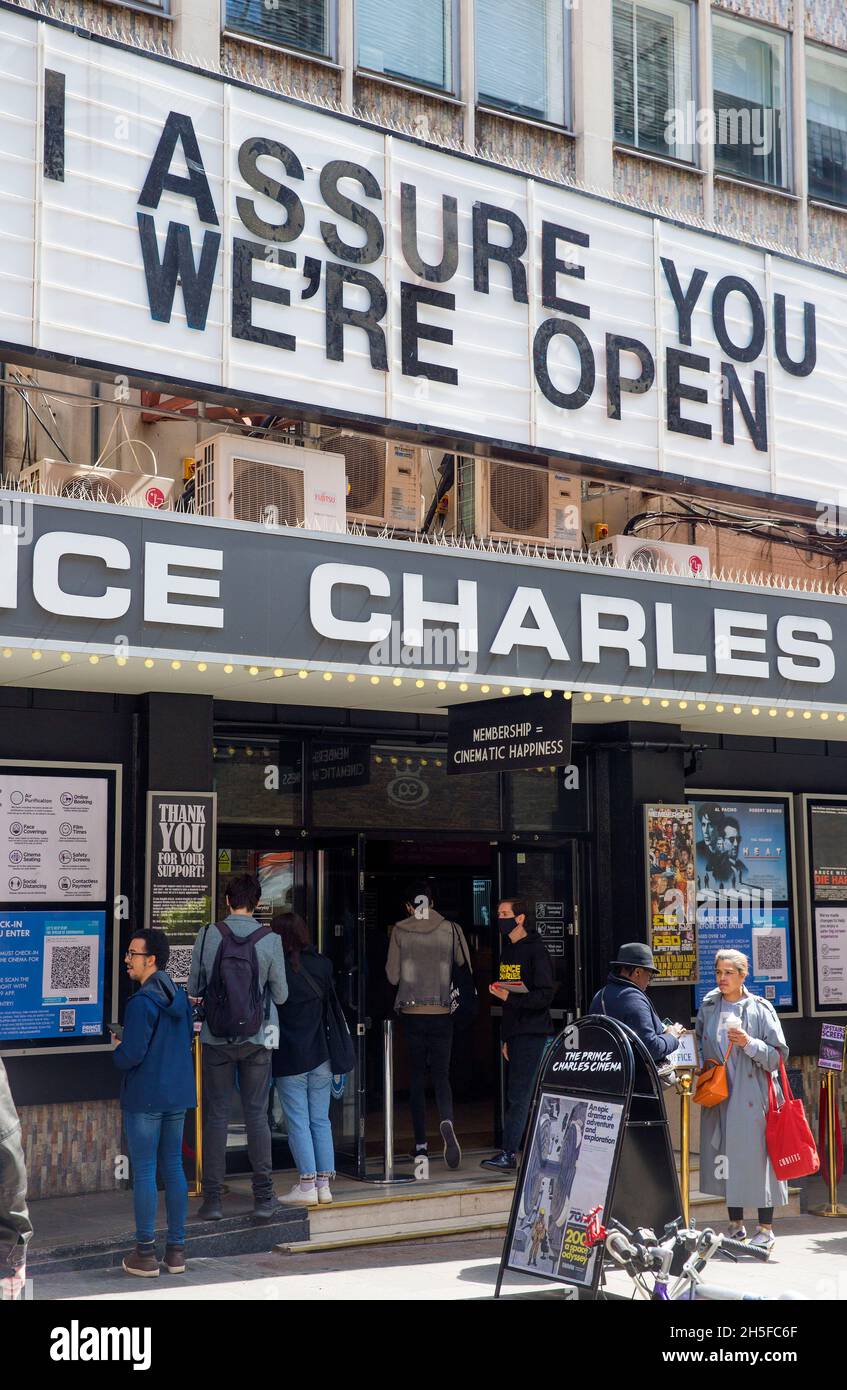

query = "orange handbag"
(693, 1041), (733, 1107)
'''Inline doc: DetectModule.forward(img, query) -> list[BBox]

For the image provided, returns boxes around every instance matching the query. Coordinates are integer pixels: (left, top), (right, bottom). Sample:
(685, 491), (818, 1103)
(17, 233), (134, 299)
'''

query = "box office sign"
(1, 8), (846, 506)
(447, 694), (572, 775)
(2, 496), (846, 709)
(145, 792), (216, 938)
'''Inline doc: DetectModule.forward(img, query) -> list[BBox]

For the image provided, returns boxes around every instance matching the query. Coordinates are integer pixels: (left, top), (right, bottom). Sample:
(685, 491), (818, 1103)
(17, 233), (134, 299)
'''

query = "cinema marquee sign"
(2, 494), (846, 708)
(1, 7), (846, 506)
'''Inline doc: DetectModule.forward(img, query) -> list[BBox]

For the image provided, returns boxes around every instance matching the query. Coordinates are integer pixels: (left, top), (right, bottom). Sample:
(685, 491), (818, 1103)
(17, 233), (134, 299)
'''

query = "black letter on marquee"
(400, 284), (458, 385)
(666, 347), (712, 439)
(237, 138), (305, 244)
(533, 319), (595, 410)
(137, 214), (220, 330)
(320, 161), (385, 265)
(472, 203), (528, 304)
(721, 364), (768, 451)
(400, 183), (459, 283)
(541, 222), (590, 318)
(774, 295), (817, 377)
(137, 112), (219, 226)
(661, 258), (707, 346)
(231, 237), (296, 351)
(326, 264), (388, 369)
(711, 276), (766, 363)
(606, 334), (656, 420)
(44, 70), (65, 182)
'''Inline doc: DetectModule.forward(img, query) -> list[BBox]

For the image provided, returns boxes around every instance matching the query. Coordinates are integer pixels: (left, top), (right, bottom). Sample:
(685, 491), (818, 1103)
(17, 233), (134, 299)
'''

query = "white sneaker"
(727, 1224), (747, 1241)
(285, 1182), (318, 1207)
(748, 1228), (775, 1256)
(316, 1185), (333, 1205)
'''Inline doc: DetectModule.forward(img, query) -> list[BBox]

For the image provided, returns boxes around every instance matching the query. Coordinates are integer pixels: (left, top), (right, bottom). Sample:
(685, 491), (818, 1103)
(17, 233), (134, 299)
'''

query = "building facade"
(1, 0), (846, 1193)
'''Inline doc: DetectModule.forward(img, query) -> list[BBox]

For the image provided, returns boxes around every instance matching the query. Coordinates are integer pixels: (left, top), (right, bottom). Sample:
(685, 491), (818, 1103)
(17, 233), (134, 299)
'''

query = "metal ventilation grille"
(232, 458), (305, 526)
(194, 443), (215, 516)
(489, 462), (547, 537)
(328, 434), (385, 516)
(60, 475), (125, 506)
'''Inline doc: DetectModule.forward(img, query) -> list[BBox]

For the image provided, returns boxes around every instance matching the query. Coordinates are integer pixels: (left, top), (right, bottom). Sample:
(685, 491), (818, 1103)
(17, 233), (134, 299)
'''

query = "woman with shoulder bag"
(271, 913), (336, 1207)
(694, 948), (789, 1255)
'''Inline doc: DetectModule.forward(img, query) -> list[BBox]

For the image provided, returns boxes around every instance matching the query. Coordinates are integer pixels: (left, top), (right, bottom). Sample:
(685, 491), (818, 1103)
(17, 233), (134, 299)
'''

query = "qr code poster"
(694, 907), (794, 1009)
(168, 943), (194, 987)
(0, 910), (106, 1042)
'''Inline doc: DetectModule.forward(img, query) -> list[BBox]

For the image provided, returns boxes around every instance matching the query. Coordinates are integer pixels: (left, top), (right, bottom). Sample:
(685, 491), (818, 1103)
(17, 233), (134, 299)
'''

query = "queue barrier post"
(189, 1032), (203, 1198)
(359, 1019), (415, 1185)
(811, 1070), (847, 1218)
(676, 1070), (694, 1227)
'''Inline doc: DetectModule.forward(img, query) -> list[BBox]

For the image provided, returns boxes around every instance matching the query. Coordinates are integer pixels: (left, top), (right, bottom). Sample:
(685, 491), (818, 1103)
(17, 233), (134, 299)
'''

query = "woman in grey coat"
(695, 948), (789, 1255)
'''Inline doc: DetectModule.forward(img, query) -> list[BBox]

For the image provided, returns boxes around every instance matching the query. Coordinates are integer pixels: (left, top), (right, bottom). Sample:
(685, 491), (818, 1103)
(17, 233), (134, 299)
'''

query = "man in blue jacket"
(112, 928), (196, 1279)
(589, 943), (684, 1065)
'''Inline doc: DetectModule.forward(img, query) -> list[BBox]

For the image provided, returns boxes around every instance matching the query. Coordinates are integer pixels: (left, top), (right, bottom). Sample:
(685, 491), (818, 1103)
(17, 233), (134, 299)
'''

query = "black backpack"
(202, 921), (270, 1041)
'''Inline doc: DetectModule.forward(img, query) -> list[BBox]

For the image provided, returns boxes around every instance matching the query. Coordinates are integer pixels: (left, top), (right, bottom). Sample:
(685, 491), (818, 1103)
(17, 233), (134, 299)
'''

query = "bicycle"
(585, 1209), (804, 1301)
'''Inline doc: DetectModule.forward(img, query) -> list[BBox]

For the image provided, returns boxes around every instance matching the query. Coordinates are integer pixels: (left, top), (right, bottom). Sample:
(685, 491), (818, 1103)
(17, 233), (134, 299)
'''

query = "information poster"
(0, 910), (107, 1040)
(813, 907), (847, 1009)
(645, 805), (697, 984)
(146, 792), (216, 937)
(694, 907), (793, 1008)
(692, 799), (788, 901)
(0, 774), (108, 901)
(506, 1090), (623, 1287)
(819, 1023), (846, 1071)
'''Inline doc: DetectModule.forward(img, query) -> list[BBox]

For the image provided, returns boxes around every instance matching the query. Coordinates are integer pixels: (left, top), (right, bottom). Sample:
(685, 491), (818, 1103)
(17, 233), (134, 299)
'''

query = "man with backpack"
(188, 874), (288, 1221)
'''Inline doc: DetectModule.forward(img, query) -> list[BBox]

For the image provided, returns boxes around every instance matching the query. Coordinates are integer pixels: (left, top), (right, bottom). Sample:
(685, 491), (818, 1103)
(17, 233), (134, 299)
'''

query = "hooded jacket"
(386, 909), (471, 1014)
(113, 970), (197, 1114)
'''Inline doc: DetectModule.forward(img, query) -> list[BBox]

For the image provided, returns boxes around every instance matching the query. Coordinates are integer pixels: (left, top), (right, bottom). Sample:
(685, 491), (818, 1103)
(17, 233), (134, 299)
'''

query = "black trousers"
(502, 1033), (549, 1154)
(401, 1013), (454, 1146)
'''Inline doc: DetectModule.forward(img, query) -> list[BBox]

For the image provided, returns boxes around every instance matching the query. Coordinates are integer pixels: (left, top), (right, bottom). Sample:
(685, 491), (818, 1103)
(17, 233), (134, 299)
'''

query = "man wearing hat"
(588, 944), (684, 1064)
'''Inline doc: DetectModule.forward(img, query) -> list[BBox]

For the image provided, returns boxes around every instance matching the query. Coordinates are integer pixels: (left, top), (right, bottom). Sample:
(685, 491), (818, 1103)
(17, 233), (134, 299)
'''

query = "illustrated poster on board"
(506, 1091), (622, 1287)
(646, 805), (697, 984)
(693, 800), (789, 902)
(0, 774), (108, 902)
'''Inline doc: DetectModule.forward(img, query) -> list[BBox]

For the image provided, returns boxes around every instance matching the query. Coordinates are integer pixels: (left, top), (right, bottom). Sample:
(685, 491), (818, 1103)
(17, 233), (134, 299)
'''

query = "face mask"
(499, 917), (517, 936)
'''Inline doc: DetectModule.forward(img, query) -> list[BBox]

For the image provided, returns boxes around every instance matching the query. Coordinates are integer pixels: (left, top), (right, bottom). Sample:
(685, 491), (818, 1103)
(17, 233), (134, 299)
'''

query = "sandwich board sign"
(495, 1015), (682, 1298)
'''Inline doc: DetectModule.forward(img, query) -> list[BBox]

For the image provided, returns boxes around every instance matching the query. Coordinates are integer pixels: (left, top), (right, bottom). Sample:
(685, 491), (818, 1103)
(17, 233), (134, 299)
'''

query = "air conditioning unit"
(321, 431), (422, 531)
(589, 534), (711, 578)
(19, 459), (177, 509)
(193, 434), (346, 530)
(457, 457), (581, 548)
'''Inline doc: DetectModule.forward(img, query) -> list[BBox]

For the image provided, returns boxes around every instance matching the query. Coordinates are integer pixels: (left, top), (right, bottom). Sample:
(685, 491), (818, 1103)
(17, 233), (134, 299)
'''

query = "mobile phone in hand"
(110, 1022), (123, 1040)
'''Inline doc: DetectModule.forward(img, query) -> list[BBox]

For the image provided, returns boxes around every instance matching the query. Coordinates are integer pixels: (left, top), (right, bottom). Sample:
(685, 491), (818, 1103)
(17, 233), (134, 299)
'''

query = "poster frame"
(144, 789), (218, 940)
(643, 802), (698, 987)
(0, 759), (122, 1057)
(800, 793), (847, 1017)
(686, 789), (802, 1020)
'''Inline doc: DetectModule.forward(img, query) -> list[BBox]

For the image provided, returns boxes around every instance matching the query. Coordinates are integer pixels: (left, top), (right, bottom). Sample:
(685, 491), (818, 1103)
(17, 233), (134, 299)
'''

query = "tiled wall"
(614, 151), (706, 220)
(805, 0), (847, 47)
(19, 1099), (123, 1200)
(713, 179), (800, 251)
(354, 77), (464, 147)
(11, 0), (171, 49)
(476, 111), (577, 183)
(221, 38), (342, 106)
(808, 205), (847, 270)
(712, 0), (794, 27)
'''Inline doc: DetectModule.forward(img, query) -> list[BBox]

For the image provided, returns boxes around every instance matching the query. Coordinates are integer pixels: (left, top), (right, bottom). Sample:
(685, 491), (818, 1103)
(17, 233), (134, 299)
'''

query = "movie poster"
(506, 1092), (623, 1288)
(810, 804), (847, 902)
(645, 805), (697, 984)
(692, 800), (789, 902)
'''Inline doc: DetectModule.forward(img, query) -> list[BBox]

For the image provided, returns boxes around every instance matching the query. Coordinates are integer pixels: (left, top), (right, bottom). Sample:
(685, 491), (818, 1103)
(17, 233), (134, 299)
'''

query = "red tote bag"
(766, 1057), (820, 1182)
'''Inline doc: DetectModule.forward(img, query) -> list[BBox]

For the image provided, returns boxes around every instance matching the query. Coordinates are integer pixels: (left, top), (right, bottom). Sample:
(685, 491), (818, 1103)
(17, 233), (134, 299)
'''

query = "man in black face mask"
(481, 900), (554, 1172)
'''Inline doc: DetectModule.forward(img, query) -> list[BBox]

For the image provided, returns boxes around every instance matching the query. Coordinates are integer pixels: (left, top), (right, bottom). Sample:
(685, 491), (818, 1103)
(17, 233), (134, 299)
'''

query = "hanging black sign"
(447, 694), (572, 777)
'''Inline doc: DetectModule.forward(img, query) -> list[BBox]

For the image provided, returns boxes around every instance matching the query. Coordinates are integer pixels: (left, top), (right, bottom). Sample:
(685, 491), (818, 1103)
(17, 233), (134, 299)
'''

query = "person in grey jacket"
(695, 948), (789, 1255)
(188, 874), (288, 1221)
(0, 1058), (31, 1300)
(386, 881), (471, 1170)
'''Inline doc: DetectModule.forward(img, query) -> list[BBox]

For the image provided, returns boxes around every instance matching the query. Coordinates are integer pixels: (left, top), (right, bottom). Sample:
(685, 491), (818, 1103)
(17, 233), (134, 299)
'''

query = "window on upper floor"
(807, 44), (847, 206)
(712, 13), (789, 189)
(357, 0), (455, 93)
(476, 0), (571, 127)
(224, 0), (334, 59)
(613, 0), (696, 162)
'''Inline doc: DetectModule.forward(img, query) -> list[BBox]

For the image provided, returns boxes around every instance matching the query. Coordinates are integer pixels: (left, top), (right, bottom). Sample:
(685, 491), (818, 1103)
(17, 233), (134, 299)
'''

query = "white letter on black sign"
(776, 616), (835, 684)
(491, 588), (569, 661)
(0, 526), (18, 610)
(309, 563), (391, 643)
(402, 574), (478, 654)
(714, 609), (768, 678)
(581, 595), (647, 666)
(33, 532), (131, 620)
(144, 543), (223, 628)
(655, 602), (707, 673)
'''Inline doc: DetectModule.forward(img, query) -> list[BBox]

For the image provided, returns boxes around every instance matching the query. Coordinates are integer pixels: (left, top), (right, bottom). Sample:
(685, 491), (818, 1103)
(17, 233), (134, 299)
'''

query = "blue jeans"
(124, 1110), (188, 1246)
(275, 1062), (334, 1177)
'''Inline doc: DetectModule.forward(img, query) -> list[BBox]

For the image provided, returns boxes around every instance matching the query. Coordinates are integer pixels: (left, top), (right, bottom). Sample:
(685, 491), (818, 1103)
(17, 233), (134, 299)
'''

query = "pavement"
(27, 1215), (847, 1301)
